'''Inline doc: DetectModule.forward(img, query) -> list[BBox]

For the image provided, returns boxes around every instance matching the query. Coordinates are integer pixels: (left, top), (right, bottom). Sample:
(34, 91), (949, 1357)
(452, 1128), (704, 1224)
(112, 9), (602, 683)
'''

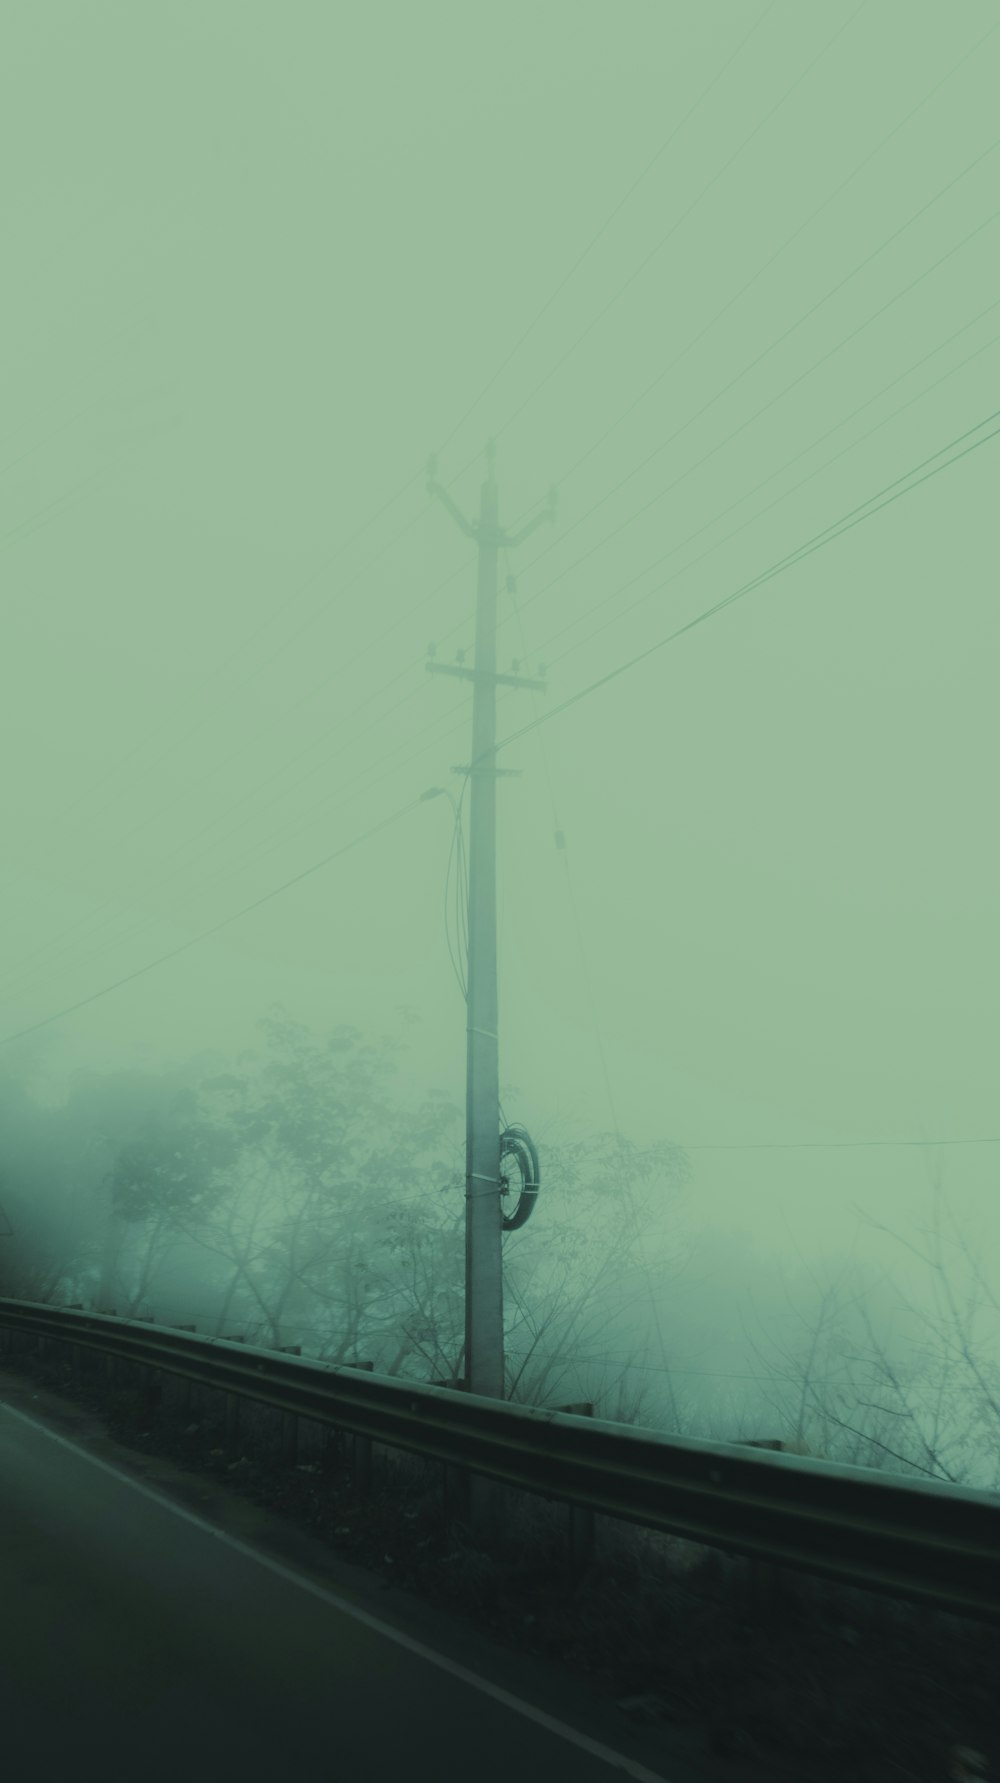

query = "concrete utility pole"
(427, 443), (554, 1409)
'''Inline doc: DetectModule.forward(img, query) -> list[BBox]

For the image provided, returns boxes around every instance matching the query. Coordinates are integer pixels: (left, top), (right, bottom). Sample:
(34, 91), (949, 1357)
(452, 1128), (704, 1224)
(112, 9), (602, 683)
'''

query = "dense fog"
(2, 3), (998, 1489)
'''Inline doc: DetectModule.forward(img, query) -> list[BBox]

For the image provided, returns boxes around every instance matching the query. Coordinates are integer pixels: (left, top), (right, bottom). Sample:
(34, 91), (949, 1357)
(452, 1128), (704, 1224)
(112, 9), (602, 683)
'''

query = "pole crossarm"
(426, 463), (478, 539)
(426, 460), (556, 552)
(504, 492), (558, 549)
(494, 668), (547, 691)
(426, 661), (546, 692)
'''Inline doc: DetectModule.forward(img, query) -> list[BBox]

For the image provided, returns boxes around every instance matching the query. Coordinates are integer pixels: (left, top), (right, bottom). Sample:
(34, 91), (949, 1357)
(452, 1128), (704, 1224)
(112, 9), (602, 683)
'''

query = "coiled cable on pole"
(499, 1124), (540, 1231)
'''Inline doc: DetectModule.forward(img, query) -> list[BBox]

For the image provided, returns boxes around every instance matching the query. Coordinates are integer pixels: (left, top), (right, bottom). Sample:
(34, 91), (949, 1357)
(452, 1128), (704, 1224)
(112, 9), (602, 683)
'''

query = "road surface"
(0, 1371), (735, 1783)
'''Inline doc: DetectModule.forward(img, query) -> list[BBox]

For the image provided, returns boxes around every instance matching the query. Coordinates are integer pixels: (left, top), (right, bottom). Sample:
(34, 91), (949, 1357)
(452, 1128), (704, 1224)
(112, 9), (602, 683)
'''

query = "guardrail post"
(278, 1345), (302, 1464)
(66, 1304), (84, 1379)
(223, 1335), (245, 1450)
(352, 1361), (374, 1497)
(136, 1311), (157, 1403)
(556, 1402), (596, 1578)
(102, 1311), (119, 1385)
(433, 1377), (469, 1522)
(172, 1325), (196, 1414)
(735, 1438), (813, 1616)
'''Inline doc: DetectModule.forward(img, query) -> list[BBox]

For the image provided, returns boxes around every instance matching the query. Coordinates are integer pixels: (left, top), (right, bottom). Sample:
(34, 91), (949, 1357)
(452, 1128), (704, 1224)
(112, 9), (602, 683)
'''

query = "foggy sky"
(2, 1), (997, 1299)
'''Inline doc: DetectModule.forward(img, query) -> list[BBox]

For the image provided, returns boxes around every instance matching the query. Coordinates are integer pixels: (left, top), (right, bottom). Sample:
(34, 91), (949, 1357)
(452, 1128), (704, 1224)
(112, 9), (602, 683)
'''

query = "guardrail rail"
(2, 1296), (998, 1625)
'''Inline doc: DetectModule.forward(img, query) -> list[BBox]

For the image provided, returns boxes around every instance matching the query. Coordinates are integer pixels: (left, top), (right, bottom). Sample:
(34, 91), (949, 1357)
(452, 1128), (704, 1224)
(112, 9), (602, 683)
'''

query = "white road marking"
(0, 1398), (674, 1781)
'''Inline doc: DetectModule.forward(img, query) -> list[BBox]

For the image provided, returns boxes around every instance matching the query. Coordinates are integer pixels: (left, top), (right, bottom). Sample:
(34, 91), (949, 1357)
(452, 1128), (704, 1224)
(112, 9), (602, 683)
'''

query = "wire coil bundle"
(499, 1124), (539, 1231)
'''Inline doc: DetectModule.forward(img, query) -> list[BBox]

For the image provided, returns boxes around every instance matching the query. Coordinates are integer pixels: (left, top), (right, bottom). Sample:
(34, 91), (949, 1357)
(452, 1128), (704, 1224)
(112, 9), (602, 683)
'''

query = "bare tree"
(737, 1168), (1000, 1488)
(502, 1129), (692, 1415)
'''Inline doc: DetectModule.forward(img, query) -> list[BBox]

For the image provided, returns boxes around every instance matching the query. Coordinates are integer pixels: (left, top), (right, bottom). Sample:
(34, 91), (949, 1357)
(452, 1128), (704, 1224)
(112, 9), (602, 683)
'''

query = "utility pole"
(427, 443), (554, 1422)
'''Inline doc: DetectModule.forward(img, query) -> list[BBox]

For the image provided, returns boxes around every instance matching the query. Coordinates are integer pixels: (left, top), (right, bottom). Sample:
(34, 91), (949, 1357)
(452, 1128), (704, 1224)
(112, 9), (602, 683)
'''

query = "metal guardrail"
(2, 1296), (999, 1625)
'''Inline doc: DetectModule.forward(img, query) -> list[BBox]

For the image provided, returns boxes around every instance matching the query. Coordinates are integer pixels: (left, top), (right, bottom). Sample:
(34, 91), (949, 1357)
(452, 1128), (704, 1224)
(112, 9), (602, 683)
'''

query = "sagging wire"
(443, 771), (470, 1000)
(432, 678), (515, 1154)
(440, 775), (514, 1127)
(503, 548), (681, 1417)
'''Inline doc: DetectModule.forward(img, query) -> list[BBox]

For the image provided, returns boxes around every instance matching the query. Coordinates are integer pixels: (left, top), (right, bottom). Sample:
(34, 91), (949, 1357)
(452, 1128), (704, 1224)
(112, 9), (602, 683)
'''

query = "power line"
(1, 123), (261, 413)
(5, 410), (994, 1047)
(441, 777), (470, 1002)
(489, 407), (1000, 770)
(0, 631), (495, 1027)
(9, 10), (818, 1006)
(502, 557), (683, 1421)
(73, 206), (969, 969)
(2, 160), (252, 486)
(434, 0), (778, 462)
(13, 22), (996, 1039)
(503, 1348), (851, 1389)
(1, 432), (169, 564)
(0, 794), (432, 1050)
(491, 3), (865, 456)
(14, 24), (775, 978)
(412, 141), (1000, 711)
(19, 26), (992, 998)
(682, 1137), (1000, 1153)
(0, 689), (478, 1013)
(50, 469), (430, 837)
(0, 653), (519, 1018)
(0, 555), (479, 1002)
(536, 303), (1000, 672)
(278, 204), (1000, 985)
(2, 467), (451, 1010)
(6, 188), (435, 843)
(59, 3), (780, 908)
(431, 13), (1000, 655)
(41, 11), (778, 869)
(500, 156), (1000, 643)
(0, 306), (155, 488)
(292, 159), (999, 929)
(368, 64), (1000, 701)
(0, 665), (465, 994)
(509, 10), (1000, 518)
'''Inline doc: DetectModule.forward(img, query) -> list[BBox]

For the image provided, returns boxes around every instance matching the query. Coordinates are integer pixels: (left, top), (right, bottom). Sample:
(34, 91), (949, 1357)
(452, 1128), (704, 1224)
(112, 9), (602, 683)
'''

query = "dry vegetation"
(3, 1040), (999, 1781)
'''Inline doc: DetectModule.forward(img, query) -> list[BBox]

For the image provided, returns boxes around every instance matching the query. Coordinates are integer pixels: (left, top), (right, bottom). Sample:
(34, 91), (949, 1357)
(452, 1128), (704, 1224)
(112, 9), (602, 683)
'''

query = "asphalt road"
(0, 1376), (728, 1783)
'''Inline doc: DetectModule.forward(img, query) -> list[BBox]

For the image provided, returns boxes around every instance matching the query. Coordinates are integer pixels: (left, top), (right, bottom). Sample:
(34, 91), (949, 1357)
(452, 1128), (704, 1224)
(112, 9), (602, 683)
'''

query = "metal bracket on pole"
(450, 765), (522, 778)
(466, 1168), (501, 1202)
